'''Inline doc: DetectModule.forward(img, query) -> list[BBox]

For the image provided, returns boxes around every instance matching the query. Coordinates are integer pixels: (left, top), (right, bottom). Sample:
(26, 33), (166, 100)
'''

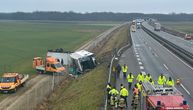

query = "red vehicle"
(184, 34), (192, 40)
(142, 82), (190, 110)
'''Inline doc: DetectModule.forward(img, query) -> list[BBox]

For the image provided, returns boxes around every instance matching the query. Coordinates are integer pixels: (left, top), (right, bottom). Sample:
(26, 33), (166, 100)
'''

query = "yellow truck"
(0, 73), (29, 93)
(33, 56), (65, 75)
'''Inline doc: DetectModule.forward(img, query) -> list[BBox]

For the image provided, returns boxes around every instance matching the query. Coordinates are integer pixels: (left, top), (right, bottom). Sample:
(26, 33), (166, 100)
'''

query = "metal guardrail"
(142, 25), (193, 67)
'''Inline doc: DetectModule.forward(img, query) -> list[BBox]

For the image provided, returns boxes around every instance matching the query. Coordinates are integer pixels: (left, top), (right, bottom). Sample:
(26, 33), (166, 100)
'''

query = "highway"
(143, 22), (193, 54)
(116, 26), (193, 109)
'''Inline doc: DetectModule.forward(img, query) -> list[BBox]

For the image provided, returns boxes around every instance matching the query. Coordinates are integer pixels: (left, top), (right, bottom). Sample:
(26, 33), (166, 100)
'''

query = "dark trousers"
(128, 82), (132, 89)
(123, 72), (126, 78)
(120, 96), (128, 107)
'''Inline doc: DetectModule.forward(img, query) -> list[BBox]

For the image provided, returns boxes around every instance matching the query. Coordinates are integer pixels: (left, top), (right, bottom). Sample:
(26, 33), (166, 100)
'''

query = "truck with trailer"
(33, 56), (65, 75)
(47, 49), (97, 74)
(154, 22), (161, 31)
(142, 82), (190, 110)
(0, 73), (29, 93)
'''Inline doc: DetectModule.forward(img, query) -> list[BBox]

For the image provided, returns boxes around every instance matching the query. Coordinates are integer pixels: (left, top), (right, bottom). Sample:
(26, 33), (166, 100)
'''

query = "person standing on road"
(106, 83), (112, 100)
(149, 78), (155, 85)
(120, 86), (129, 107)
(116, 63), (121, 78)
(145, 73), (152, 82)
(157, 74), (166, 86)
(120, 84), (124, 90)
(122, 64), (128, 78)
(137, 73), (145, 82)
(166, 77), (174, 86)
(127, 72), (134, 90)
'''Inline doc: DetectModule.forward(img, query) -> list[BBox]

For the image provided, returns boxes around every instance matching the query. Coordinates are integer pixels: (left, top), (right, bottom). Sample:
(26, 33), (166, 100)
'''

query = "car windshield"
(55, 63), (62, 68)
(0, 77), (16, 83)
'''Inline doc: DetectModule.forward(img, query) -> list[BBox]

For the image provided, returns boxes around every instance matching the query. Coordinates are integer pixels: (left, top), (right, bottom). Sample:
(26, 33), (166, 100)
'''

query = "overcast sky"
(0, 0), (192, 14)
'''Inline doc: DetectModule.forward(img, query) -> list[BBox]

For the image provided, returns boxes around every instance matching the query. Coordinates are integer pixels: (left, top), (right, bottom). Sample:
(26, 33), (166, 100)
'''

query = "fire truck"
(142, 82), (190, 110)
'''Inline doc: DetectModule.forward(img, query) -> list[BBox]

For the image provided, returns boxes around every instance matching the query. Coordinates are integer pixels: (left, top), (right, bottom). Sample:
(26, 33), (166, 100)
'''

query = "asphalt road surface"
(143, 22), (193, 54)
(116, 28), (193, 109)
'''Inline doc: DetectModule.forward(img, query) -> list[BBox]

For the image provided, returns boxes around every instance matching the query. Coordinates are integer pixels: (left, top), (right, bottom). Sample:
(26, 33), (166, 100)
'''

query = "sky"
(0, 0), (193, 14)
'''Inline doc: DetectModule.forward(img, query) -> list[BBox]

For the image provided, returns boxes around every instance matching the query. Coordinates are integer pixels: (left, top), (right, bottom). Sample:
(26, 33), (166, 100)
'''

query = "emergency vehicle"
(142, 82), (190, 110)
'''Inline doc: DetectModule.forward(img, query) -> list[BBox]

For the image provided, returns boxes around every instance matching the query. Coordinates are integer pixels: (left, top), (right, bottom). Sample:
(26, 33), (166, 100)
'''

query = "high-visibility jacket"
(120, 88), (129, 97)
(120, 85), (124, 90)
(127, 74), (134, 83)
(136, 83), (142, 91)
(157, 76), (166, 85)
(145, 75), (151, 82)
(150, 81), (154, 85)
(166, 80), (174, 86)
(137, 74), (144, 82)
(122, 66), (128, 73)
(109, 88), (119, 96)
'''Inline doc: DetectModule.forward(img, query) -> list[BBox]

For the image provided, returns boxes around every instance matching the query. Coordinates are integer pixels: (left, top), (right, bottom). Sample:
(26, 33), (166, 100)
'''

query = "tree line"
(0, 11), (193, 21)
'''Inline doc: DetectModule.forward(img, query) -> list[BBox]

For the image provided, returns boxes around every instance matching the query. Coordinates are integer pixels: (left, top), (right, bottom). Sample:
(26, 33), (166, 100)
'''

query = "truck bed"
(21, 74), (29, 84)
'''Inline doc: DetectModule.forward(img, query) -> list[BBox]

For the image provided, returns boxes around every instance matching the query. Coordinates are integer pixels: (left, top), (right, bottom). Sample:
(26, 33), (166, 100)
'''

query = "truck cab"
(0, 73), (22, 93)
(184, 34), (192, 40)
(34, 57), (65, 75)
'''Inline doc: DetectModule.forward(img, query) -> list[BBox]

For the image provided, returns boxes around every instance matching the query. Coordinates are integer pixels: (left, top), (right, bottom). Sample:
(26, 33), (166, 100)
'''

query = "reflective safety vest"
(157, 76), (166, 85)
(137, 74), (144, 82)
(150, 81), (154, 85)
(122, 66), (128, 73)
(109, 88), (119, 96)
(120, 88), (129, 97)
(166, 80), (174, 86)
(136, 83), (142, 91)
(120, 86), (124, 90)
(145, 75), (151, 82)
(127, 74), (134, 83)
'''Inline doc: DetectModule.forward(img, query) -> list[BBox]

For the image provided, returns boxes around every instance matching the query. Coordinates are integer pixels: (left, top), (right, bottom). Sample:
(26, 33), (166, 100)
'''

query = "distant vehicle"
(131, 25), (136, 32)
(0, 73), (29, 93)
(184, 34), (192, 40)
(142, 82), (190, 110)
(154, 23), (161, 31)
(47, 49), (97, 74)
(33, 56), (65, 75)
(136, 22), (141, 29)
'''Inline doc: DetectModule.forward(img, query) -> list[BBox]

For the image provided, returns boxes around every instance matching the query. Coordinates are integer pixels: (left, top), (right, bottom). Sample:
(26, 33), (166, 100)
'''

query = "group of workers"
(107, 64), (175, 108)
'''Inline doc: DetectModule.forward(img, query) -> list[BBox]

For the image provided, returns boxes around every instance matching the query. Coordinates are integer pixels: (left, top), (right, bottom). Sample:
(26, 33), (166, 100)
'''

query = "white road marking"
(138, 62), (143, 65)
(153, 36), (193, 71)
(136, 53), (139, 55)
(140, 66), (144, 70)
(163, 64), (169, 70)
(137, 58), (141, 61)
(136, 55), (140, 58)
(136, 44), (140, 47)
(154, 53), (158, 57)
(141, 71), (146, 75)
(180, 84), (191, 96)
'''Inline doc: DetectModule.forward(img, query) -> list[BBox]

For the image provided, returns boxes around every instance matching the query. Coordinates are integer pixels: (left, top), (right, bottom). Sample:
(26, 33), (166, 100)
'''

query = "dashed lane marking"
(180, 84), (191, 96)
(141, 71), (146, 75)
(137, 58), (141, 61)
(136, 55), (140, 58)
(138, 62), (143, 65)
(136, 52), (139, 55)
(163, 64), (169, 70)
(140, 66), (144, 70)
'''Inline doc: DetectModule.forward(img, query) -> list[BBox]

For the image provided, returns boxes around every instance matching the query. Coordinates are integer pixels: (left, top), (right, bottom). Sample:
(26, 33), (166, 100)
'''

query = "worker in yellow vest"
(120, 86), (129, 107)
(166, 77), (174, 86)
(106, 83), (112, 100)
(149, 78), (154, 85)
(137, 73), (145, 82)
(122, 64), (128, 78)
(157, 74), (166, 86)
(127, 72), (134, 89)
(145, 73), (152, 82)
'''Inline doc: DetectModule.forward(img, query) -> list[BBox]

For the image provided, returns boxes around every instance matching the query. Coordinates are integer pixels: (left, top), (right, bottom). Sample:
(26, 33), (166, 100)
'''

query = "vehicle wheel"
(12, 88), (17, 93)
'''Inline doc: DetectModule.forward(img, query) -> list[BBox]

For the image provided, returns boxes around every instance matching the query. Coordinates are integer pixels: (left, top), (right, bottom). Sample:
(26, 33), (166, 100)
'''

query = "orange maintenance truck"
(0, 73), (29, 93)
(33, 56), (65, 75)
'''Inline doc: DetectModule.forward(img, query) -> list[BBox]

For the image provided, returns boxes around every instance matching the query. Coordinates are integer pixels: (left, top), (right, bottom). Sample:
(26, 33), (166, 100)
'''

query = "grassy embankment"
(38, 24), (129, 110)
(161, 21), (193, 33)
(0, 21), (116, 74)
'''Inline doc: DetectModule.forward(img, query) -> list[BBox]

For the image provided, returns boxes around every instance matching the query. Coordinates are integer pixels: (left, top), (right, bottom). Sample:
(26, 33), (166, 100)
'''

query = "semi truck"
(142, 82), (190, 110)
(0, 73), (29, 93)
(154, 23), (161, 31)
(33, 56), (65, 75)
(47, 49), (97, 74)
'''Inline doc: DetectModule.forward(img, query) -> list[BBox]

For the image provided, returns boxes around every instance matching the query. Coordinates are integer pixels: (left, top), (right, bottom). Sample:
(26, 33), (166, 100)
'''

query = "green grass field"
(161, 21), (193, 33)
(0, 21), (115, 74)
